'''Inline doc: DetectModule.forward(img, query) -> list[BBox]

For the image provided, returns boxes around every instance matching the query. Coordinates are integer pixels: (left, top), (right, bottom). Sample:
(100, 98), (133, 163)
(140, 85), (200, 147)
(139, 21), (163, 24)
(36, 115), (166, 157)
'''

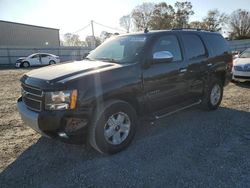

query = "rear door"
(143, 34), (190, 112)
(180, 33), (209, 98)
(41, 54), (50, 65)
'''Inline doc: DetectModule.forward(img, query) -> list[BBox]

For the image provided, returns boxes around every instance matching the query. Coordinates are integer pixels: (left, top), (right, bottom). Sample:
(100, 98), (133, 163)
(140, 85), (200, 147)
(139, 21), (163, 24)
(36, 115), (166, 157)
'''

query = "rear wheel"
(22, 61), (30, 68)
(89, 100), (137, 154)
(201, 78), (223, 110)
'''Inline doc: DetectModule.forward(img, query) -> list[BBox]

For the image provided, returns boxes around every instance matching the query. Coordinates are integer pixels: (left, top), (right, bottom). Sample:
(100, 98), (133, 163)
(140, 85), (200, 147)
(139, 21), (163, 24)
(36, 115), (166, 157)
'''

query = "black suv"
(17, 29), (232, 154)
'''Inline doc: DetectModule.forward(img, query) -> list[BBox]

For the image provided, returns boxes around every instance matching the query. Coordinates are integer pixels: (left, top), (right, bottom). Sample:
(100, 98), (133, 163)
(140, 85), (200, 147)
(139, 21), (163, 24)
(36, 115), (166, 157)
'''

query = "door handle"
(207, 63), (212, 67)
(179, 68), (187, 73)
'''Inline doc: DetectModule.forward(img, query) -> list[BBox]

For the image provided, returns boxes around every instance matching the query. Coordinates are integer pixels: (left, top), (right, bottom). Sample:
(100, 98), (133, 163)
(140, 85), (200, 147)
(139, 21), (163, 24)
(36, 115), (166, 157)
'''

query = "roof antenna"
(144, 28), (149, 33)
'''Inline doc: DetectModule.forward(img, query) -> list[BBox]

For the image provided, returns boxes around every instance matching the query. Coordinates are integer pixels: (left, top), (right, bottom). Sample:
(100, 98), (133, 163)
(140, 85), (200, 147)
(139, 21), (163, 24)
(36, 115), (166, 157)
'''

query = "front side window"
(31, 55), (39, 58)
(182, 34), (207, 60)
(152, 35), (182, 62)
(87, 35), (148, 64)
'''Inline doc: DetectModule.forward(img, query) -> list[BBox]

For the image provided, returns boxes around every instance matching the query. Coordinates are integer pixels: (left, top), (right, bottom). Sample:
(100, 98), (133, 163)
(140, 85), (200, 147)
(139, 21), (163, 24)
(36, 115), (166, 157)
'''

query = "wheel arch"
(212, 71), (226, 86)
(21, 60), (30, 67)
(91, 92), (141, 116)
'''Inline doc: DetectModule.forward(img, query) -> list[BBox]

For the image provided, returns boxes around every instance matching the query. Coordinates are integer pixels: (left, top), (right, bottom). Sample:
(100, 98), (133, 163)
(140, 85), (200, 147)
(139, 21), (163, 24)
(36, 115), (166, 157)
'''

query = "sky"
(0, 0), (249, 40)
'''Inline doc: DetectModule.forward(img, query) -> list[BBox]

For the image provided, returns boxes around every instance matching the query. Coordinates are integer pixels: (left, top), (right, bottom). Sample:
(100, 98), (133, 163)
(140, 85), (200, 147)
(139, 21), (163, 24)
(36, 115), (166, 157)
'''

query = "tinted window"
(206, 34), (229, 56)
(182, 34), (207, 60)
(41, 54), (49, 57)
(152, 35), (182, 62)
(31, 55), (39, 58)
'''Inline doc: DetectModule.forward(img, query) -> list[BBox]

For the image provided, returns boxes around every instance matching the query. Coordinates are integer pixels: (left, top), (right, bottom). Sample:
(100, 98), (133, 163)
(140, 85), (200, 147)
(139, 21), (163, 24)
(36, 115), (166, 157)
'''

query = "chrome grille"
(21, 84), (43, 112)
(234, 66), (243, 71)
(244, 64), (250, 72)
(234, 64), (250, 72)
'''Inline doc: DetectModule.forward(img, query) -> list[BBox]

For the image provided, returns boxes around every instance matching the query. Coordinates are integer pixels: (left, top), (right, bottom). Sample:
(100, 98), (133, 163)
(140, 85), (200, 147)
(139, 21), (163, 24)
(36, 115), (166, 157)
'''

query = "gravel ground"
(0, 68), (250, 188)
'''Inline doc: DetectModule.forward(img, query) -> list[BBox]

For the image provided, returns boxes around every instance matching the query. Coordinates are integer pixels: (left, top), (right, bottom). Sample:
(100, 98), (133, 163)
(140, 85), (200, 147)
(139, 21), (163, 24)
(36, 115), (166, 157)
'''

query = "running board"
(154, 100), (202, 120)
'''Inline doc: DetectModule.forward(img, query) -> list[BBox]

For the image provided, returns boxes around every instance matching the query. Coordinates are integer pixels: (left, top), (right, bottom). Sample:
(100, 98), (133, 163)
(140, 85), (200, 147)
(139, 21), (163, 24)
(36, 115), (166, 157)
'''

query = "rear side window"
(182, 34), (207, 60)
(206, 34), (229, 56)
(152, 35), (182, 62)
(41, 54), (48, 57)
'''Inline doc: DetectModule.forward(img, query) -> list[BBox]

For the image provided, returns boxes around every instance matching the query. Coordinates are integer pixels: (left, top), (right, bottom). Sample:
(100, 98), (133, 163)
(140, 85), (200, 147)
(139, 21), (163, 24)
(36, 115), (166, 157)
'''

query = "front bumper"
(17, 98), (48, 136)
(15, 62), (21, 68)
(17, 98), (90, 144)
(232, 70), (250, 82)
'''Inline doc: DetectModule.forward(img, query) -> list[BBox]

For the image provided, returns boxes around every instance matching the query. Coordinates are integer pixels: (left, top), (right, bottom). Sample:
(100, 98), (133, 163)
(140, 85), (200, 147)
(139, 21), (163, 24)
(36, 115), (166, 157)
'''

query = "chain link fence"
(0, 46), (92, 67)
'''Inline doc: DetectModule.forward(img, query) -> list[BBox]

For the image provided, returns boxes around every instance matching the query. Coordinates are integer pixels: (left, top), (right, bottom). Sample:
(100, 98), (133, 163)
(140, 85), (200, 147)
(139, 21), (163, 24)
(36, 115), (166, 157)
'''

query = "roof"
(119, 29), (221, 37)
(0, 20), (59, 31)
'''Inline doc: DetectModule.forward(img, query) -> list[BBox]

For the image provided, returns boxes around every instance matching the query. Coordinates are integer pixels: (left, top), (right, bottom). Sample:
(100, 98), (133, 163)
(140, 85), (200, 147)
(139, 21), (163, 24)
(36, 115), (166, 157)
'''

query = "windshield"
(239, 49), (250, 58)
(87, 35), (148, 64)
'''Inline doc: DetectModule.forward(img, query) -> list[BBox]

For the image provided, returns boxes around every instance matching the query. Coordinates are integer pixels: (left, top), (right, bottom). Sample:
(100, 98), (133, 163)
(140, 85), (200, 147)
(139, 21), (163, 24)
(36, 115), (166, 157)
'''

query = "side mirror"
(153, 51), (173, 63)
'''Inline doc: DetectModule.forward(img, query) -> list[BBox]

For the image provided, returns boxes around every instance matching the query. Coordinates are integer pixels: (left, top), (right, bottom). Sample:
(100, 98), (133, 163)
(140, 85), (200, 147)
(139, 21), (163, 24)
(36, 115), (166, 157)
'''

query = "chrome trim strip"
(22, 84), (43, 97)
(21, 83), (43, 112)
(155, 100), (202, 120)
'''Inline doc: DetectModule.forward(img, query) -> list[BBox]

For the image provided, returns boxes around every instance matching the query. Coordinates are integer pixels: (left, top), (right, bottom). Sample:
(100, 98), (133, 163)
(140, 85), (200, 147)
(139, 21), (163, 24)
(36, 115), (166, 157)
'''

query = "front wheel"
(89, 100), (137, 154)
(201, 78), (223, 110)
(22, 61), (30, 68)
(49, 60), (56, 65)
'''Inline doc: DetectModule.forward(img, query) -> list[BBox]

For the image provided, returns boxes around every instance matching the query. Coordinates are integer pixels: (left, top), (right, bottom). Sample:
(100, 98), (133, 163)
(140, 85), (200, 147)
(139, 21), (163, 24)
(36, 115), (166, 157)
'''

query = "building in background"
(0, 20), (60, 47)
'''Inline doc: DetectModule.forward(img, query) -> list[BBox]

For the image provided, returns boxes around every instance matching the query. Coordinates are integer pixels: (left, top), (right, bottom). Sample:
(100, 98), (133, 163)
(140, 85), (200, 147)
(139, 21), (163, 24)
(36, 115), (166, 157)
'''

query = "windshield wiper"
(95, 57), (118, 63)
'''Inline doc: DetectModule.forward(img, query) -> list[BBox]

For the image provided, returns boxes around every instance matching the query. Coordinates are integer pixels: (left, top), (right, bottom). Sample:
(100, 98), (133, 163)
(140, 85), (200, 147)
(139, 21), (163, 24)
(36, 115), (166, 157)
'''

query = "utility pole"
(90, 20), (96, 49)
(91, 20), (95, 37)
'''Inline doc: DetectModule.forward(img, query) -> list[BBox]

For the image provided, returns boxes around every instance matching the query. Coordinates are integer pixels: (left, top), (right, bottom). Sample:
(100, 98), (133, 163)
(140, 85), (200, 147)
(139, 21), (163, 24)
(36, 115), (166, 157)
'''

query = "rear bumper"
(17, 98), (90, 144)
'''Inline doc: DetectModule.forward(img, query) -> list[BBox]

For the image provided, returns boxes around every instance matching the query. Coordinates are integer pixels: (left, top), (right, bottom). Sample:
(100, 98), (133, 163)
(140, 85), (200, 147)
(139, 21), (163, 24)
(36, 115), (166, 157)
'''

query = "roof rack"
(171, 28), (213, 32)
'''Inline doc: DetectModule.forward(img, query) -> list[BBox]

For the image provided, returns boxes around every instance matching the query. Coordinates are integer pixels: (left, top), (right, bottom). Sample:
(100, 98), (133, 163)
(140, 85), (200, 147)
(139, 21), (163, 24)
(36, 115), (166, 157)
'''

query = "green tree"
(174, 1), (194, 28)
(202, 9), (228, 31)
(148, 2), (175, 30)
(188, 21), (205, 29)
(131, 2), (155, 31)
(229, 9), (250, 39)
(63, 33), (85, 46)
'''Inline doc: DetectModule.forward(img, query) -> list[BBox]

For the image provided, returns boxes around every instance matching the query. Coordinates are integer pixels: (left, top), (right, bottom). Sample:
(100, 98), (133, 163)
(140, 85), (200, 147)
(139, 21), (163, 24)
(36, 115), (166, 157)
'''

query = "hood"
(234, 58), (250, 66)
(25, 60), (122, 83)
(17, 57), (26, 60)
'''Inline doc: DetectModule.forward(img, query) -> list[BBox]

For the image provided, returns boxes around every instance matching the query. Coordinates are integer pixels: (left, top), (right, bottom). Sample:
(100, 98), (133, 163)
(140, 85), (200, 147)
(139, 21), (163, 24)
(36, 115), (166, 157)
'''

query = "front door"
(29, 54), (40, 66)
(143, 34), (189, 112)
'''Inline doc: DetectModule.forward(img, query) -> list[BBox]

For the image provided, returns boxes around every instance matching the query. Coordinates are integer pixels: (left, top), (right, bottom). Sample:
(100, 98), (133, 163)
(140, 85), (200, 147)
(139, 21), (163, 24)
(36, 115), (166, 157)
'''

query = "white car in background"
(15, 53), (60, 68)
(232, 48), (250, 82)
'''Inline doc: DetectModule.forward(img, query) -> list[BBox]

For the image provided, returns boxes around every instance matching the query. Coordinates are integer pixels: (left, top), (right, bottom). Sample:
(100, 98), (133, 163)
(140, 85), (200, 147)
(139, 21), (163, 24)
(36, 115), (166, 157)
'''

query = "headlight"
(45, 90), (77, 110)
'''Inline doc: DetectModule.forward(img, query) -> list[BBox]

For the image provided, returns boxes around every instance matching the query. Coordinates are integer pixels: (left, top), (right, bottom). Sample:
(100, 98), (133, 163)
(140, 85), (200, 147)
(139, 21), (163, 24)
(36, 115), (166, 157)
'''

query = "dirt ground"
(0, 68), (250, 187)
(0, 69), (40, 171)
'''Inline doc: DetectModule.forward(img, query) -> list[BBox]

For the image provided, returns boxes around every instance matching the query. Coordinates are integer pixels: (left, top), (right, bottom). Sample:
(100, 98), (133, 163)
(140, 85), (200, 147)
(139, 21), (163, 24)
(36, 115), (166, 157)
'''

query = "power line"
(61, 20), (126, 37)
(72, 23), (91, 34)
(93, 21), (126, 33)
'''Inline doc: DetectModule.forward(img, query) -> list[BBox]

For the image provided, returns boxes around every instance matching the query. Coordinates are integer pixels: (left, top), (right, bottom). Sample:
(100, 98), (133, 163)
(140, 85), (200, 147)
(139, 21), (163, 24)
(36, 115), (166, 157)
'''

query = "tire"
(89, 100), (137, 154)
(200, 77), (223, 110)
(22, 61), (30, 68)
(49, 60), (56, 65)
